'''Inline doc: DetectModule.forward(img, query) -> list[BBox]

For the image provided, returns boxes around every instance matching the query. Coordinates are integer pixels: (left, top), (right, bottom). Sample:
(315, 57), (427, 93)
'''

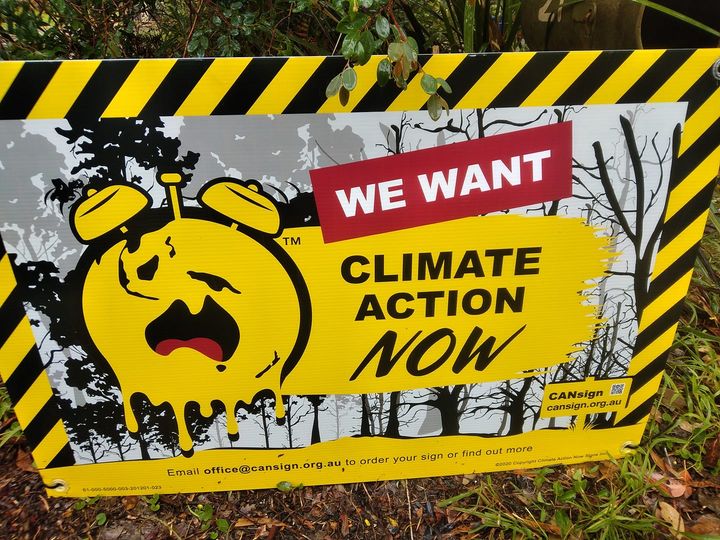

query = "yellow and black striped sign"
(0, 50), (719, 490)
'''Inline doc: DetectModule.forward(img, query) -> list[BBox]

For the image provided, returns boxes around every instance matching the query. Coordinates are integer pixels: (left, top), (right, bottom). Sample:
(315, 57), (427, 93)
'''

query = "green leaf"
(341, 33), (358, 58)
(420, 73), (438, 95)
(388, 41), (403, 62)
(554, 509), (571, 533)
(276, 480), (294, 492)
(209, 532), (218, 540)
(326, 73), (342, 98)
(436, 77), (452, 93)
(427, 93), (441, 121)
(357, 30), (375, 65)
(375, 16), (390, 39)
(406, 36), (419, 54)
(337, 13), (370, 33)
(339, 86), (350, 106)
(95, 513), (107, 526)
(199, 505), (213, 521)
(216, 518), (230, 533)
(187, 37), (199, 53)
(336, 15), (354, 33)
(402, 41), (417, 64)
(352, 39), (366, 64)
(377, 58), (392, 87)
(342, 67), (357, 91)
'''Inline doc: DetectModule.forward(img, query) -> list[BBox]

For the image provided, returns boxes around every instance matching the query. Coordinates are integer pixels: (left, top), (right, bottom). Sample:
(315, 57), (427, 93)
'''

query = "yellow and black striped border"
(1, 50), (719, 472)
(0, 242), (74, 470)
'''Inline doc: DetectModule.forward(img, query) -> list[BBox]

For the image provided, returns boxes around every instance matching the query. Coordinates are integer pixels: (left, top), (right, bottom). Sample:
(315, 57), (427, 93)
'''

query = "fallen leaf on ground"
(15, 448), (35, 472)
(598, 461), (618, 481)
(647, 472), (691, 498)
(687, 514), (720, 534)
(678, 420), (700, 433)
(121, 496), (138, 511)
(234, 518), (254, 527)
(650, 451), (668, 473)
(704, 434), (720, 469)
(679, 470), (694, 498)
(660, 388), (686, 410)
(689, 479), (720, 489)
(252, 525), (268, 540)
(657, 501), (685, 539)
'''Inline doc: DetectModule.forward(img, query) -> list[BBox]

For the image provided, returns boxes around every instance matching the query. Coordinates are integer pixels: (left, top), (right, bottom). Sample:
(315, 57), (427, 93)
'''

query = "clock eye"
(198, 179), (281, 236)
(71, 184), (150, 243)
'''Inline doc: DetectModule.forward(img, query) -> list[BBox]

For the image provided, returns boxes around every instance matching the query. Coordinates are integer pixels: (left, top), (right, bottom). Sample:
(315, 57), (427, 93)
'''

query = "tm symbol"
(283, 236), (301, 246)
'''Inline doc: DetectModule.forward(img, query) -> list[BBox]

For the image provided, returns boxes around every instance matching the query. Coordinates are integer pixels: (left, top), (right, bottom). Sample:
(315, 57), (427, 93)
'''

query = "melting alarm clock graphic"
(69, 173), (311, 454)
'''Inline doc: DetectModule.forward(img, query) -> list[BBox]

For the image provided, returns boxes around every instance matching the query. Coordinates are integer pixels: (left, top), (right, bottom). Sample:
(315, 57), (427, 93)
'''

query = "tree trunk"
(360, 395), (371, 436)
(384, 392), (401, 437)
(115, 438), (125, 461)
(311, 401), (321, 445)
(286, 398), (293, 449)
(137, 430), (151, 460)
(506, 378), (533, 436)
(434, 388), (461, 436)
(87, 438), (98, 463)
(261, 398), (270, 448)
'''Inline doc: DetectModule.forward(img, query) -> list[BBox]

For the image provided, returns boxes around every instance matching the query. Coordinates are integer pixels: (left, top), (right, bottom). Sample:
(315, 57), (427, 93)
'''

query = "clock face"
(81, 216), (308, 452)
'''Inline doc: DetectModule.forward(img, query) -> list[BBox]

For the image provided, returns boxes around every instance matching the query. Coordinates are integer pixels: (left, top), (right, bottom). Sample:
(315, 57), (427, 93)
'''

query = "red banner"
(310, 122), (573, 242)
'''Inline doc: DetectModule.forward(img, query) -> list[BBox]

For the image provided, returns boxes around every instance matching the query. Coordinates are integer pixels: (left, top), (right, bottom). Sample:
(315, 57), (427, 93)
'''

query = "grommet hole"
(620, 441), (639, 455)
(44, 479), (68, 492)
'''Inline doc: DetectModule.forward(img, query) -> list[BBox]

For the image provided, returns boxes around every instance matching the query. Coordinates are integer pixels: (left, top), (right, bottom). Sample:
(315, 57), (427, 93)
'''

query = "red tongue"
(155, 338), (224, 362)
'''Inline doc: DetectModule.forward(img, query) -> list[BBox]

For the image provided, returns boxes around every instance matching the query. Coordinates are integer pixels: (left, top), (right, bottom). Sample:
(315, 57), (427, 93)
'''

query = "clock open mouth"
(145, 296), (239, 362)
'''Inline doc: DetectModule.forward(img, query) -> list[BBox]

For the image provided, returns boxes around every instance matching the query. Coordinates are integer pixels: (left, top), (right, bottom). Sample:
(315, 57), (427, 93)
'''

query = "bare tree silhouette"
(573, 112), (679, 322)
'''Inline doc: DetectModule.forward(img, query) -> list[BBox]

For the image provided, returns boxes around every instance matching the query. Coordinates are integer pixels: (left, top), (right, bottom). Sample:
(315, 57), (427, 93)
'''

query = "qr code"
(610, 383), (626, 396)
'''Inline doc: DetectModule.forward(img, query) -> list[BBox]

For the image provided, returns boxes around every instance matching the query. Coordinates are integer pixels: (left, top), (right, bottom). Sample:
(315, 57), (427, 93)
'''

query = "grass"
(0, 386), (22, 448)
(445, 456), (664, 538)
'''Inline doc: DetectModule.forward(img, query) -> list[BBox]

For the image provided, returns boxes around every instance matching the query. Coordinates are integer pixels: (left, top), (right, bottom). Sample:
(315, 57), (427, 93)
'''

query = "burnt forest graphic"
(0, 104), (684, 462)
